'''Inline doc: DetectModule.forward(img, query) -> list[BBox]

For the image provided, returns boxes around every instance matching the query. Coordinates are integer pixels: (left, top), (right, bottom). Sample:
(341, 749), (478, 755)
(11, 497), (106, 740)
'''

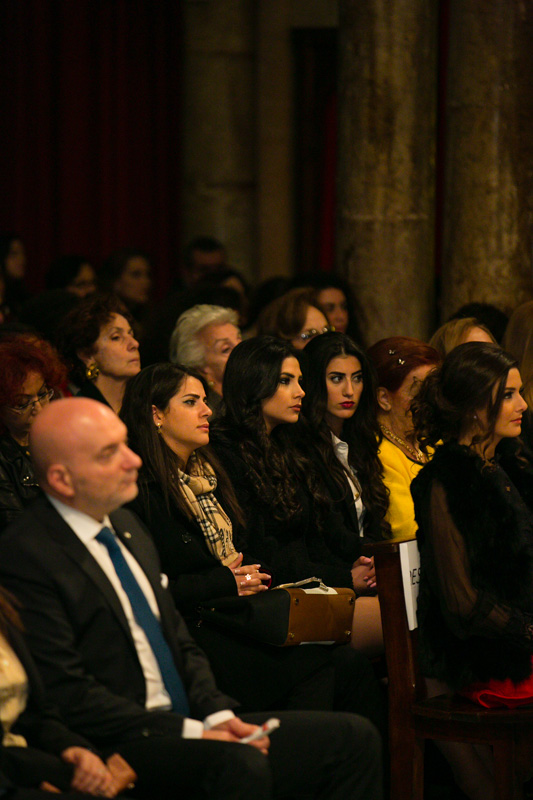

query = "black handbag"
(197, 578), (355, 646)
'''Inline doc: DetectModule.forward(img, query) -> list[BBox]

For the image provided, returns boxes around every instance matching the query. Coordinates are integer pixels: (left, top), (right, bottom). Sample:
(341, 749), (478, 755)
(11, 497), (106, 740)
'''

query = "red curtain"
(0, 1), (182, 294)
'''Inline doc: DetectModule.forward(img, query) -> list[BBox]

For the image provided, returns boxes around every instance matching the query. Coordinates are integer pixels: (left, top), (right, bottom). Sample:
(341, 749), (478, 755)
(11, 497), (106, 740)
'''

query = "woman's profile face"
(324, 355), (363, 435)
(154, 375), (212, 462)
(261, 356), (305, 434)
(475, 367), (527, 450)
(197, 322), (242, 397)
(0, 370), (51, 443)
(88, 313), (141, 380)
(379, 363), (435, 435)
(317, 288), (349, 334)
(291, 306), (329, 350)
(4, 238), (26, 280)
(68, 263), (97, 298)
(114, 256), (152, 306)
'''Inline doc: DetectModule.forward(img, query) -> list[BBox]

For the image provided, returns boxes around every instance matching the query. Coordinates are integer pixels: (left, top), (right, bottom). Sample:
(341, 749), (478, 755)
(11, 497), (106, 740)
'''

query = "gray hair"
(169, 304), (239, 367)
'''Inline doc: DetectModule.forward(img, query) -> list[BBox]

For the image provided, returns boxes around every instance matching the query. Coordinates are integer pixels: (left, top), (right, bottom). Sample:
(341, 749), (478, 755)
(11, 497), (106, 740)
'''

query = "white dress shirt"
(331, 434), (366, 534)
(47, 496), (234, 738)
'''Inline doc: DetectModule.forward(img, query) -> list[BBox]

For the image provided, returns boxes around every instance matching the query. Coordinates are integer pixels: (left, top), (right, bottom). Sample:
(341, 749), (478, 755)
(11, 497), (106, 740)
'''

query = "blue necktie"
(96, 526), (190, 716)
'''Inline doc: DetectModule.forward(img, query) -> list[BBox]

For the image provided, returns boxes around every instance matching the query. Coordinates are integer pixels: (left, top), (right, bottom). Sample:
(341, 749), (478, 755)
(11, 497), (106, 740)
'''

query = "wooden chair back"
(366, 537), (533, 800)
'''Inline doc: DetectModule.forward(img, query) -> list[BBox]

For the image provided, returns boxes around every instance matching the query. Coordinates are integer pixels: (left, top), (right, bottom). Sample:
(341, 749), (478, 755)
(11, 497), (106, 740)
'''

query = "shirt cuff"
(203, 709), (236, 730)
(181, 718), (205, 739)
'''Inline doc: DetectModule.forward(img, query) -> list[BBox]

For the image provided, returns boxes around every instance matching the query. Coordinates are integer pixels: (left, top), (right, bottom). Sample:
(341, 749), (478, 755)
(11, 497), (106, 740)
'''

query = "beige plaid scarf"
(177, 454), (238, 566)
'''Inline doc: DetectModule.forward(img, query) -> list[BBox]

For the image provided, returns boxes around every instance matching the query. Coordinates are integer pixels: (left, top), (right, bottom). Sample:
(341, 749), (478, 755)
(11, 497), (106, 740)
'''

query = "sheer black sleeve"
(427, 482), (533, 650)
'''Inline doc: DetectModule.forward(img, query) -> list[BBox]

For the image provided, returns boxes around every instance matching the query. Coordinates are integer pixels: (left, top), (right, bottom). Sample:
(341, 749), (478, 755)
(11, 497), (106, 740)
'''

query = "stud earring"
(85, 363), (99, 381)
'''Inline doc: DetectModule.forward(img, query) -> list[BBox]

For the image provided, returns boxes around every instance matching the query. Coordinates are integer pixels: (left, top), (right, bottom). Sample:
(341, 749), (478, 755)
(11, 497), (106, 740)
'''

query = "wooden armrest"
(363, 538), (414, 556)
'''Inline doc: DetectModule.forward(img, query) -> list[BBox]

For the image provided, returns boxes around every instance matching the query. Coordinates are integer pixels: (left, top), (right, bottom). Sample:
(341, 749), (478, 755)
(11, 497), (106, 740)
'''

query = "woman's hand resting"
(351, 555), (377, 594)
(227, 553), (270, 596)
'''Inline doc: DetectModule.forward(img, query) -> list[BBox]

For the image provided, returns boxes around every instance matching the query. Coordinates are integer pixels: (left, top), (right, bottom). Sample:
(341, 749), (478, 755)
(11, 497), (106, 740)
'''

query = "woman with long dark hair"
(298, 332), (389, 655)
(211, 337), (346, 582)
(300, 332), (389, 542)
(120, 362), (386, 726)
(411, 342), (533, 799)
(211, 337), (384, 655)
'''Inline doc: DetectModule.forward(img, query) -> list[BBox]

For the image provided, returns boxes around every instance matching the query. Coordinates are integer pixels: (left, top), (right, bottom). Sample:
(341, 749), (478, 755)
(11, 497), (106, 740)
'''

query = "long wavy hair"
(120, 362), (244, 527)
(411, 342), (519, 454)
(214, 336), (319, 522)
(300, 332), (390, 535)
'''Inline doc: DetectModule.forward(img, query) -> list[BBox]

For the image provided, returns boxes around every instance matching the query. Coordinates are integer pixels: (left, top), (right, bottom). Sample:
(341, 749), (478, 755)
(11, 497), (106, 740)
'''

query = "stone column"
(337, 0), (438, 345)
(181, 0), (255, 278)
(441, 1), (533, 319)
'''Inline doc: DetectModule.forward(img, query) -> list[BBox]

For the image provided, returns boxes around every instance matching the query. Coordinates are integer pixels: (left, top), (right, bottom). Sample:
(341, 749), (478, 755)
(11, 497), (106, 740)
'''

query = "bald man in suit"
(0, 398), (382, 800)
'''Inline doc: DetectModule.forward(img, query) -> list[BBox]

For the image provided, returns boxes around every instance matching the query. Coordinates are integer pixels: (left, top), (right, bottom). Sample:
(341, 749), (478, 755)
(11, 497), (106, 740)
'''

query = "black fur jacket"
(411, 439), (533, 689)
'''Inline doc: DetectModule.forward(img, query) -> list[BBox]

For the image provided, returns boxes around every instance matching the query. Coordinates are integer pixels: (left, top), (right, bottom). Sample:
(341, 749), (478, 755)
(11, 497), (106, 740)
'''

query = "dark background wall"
(0, 1), (183, 295)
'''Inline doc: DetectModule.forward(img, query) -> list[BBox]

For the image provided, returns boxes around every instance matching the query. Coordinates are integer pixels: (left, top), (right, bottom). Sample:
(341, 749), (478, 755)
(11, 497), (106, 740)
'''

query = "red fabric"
(461, 656), (533, 708)
(0, 1), (182, 296)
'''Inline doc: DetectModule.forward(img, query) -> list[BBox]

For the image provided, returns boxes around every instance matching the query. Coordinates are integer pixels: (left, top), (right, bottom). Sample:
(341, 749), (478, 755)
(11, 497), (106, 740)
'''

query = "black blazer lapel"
(110, 507), (185, 670)
(36, 500), (134, 646)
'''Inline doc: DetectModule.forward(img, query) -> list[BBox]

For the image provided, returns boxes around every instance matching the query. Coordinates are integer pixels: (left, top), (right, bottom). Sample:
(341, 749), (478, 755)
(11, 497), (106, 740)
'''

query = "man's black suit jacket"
(0, 497), (238, 749)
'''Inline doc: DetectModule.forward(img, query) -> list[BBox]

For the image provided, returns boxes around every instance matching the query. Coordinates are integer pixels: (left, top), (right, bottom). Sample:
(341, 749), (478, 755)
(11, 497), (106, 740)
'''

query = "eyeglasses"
(297, 325), (335, 343)
(8, 388), (54, 414)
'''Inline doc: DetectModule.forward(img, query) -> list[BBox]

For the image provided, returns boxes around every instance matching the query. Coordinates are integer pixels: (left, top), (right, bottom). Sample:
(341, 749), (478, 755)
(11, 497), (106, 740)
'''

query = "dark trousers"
(117, 710), (382, 800)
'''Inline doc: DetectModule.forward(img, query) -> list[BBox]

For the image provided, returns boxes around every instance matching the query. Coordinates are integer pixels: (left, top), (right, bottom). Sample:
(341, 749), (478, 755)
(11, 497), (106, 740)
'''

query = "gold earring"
(156, 422), (162, 433)
(85, 363), (99, 381)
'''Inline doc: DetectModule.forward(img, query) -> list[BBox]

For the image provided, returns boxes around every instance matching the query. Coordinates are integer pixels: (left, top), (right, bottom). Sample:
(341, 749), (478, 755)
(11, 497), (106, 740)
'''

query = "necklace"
(380, 424), (426, 463)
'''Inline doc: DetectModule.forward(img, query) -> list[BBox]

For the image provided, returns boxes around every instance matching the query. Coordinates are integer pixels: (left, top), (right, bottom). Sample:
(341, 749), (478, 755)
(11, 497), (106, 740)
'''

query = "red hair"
(367, 336), (441, 393)
(0, 335), (67, 409)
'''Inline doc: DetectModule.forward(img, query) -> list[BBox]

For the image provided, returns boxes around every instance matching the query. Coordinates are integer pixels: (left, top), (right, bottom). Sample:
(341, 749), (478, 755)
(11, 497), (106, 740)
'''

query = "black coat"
(412, 440), (533, 689)
(209, 434), (354, 589)
(0, 497), (237, 748)
(127, 479), (364, 714)
(0, 624), (93, 791)
(0, 434), (42, 532)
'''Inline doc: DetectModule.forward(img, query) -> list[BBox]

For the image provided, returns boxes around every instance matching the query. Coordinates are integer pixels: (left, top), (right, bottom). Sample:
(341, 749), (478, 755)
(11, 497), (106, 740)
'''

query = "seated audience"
(448, 301), (509, 344)
(502, 299), (533, 451)
(411, 342), (533, 799)
(211, 337), (383, 657)
(429, 316), (495, 357)
(299, 332), (391, 655)
(169, 305), (241, 411)
(0, 234), (29, 318)
(120, 363), (386, 729)
(291, 273), (363, 343)
(99, 249), (152, 332)
(181, 236), (226, 289)
(367, 337), (441, 540)
(247, 277), (291, 334)
(57, 294), (141, 413)
(0, 397), (383, 800)
(17, 290), (79, 348)
(45, 255), (97, 298)
(257, 288), (330, 350)
(0, 335), (66, 530)
(201, 268), (250, 328)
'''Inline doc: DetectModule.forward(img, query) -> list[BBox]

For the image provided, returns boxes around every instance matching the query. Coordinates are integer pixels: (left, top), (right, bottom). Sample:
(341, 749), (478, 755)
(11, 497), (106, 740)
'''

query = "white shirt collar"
(47, 495), (113, 545)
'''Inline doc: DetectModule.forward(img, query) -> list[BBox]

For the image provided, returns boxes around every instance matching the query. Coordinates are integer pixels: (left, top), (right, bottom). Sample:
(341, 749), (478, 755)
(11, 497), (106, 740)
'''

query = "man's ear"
(376, 387), (392, 412)
(47, 464), (75, 499)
